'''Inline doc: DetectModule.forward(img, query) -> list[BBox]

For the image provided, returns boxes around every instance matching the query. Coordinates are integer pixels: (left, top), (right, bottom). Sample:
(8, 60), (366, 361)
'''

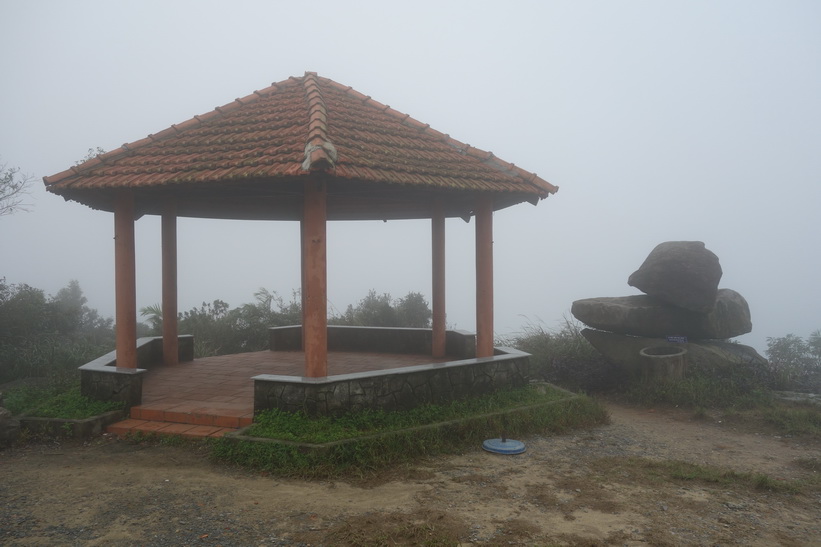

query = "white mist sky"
(1, 1), (820, 354)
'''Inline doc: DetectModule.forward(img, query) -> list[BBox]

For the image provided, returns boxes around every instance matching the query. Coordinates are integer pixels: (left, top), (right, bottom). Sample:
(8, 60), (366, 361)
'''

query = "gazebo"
(44, 72), (558, 416)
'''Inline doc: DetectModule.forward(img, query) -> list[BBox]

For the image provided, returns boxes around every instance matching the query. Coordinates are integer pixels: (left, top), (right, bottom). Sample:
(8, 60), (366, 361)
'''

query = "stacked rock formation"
(571, 241), (766, 379)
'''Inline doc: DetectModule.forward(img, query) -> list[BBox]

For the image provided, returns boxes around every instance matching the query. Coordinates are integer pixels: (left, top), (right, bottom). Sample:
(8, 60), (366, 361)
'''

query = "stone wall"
(20, 410), (126, 439)
(253, 346), (531, 416)
(79, 335), (193, 407)
(269, 325), (477, 359)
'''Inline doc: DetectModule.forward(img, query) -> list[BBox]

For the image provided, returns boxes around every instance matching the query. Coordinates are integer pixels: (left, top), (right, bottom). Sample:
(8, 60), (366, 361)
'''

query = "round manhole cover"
(482, 438), (526, 455)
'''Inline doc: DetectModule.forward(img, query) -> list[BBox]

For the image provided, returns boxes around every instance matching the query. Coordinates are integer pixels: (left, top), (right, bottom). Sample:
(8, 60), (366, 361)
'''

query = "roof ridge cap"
(300, 72), (337, 171)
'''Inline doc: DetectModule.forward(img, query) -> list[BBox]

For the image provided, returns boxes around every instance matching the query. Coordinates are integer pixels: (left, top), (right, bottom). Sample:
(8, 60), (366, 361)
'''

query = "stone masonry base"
(253, 346), (531, 417)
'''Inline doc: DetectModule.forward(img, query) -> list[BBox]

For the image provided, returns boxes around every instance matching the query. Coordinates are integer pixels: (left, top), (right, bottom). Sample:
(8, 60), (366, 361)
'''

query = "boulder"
(571, 289), (752, 339)
(707, 289), (753, 338)
(628, 241), (722, 313)
(581, 328), (767, 380)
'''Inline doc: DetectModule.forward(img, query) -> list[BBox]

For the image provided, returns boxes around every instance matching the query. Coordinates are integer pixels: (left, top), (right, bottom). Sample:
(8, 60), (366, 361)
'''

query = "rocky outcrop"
(628, 241), (722, 313)
(571, 289), (752, 339)
(572, 241), (763, 382)
(581, 329), (767, 379)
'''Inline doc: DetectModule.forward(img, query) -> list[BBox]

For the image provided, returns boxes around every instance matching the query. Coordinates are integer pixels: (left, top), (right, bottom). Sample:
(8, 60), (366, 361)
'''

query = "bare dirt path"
(1, 403), (819, 546)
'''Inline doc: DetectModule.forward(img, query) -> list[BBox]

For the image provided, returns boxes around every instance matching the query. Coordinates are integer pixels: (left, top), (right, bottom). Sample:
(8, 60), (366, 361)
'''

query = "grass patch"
(247, 384), (571, 443)
(211, 385), (608, 477)
(713, 401), (821, 440)
(314, 509), (468, 547)
(596, 457), (810, 494)
(758, 404), (821, 437)
(620, 373), (773, 410)
(3, 382), (124, 420)
(794, 457), (821, 472)
(120, 430), (215, 451)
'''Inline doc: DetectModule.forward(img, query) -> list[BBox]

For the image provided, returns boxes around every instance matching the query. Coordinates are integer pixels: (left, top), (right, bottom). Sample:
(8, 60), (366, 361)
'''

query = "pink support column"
(475, 195), (494, 358)
(114, 191), (138, 369)
(161, 201), (179, 366)
(431, 200), (446, 358)
(302, 178), (328, 377)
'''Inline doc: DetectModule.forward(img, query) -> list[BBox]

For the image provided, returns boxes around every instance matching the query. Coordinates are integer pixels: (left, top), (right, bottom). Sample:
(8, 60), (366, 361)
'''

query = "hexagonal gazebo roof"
(44, 72), (557, 220)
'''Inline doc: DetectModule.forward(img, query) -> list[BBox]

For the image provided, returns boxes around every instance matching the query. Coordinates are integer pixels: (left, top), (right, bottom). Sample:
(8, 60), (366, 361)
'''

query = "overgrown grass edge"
(211, 391), (608, 478)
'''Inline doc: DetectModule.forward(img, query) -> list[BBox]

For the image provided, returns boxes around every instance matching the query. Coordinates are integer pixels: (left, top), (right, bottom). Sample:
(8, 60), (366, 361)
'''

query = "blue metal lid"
(482, 438), (526, 455)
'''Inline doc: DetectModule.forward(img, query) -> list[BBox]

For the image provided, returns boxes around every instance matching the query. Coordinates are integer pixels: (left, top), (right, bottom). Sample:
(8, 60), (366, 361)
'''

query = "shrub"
(765, 331), (821, 392)
(330, 290), (432, 328)
(143, 288), (433, 358)
(0, 278), (114, 384)
(4, 382), (123, 419)
(142, 289), (303, 358)
(0, 335), (111, 385)
(511, 319), (620, 392)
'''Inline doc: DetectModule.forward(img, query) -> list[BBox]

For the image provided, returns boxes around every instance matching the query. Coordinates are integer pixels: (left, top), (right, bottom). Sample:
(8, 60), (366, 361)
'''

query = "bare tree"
(0, 159), (34, 216)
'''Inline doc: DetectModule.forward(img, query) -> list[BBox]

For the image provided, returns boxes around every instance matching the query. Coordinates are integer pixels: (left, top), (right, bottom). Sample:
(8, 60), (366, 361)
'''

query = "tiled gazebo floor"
(106, 350), (450, 439)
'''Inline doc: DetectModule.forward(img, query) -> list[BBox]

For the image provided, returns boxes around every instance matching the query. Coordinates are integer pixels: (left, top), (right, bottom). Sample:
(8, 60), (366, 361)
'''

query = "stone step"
(105, 403), (254, 439)
(129, 403), (253, 428)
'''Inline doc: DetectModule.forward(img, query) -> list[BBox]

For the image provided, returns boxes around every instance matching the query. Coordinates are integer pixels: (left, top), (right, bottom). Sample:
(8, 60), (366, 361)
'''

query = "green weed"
(511, 319), (619, 392)
(692, 406), (709, 420)
(321, 510), (465, 547)
(599, 457), (805, 494)
(759, 404), (821, 437)
(246, 384), (570, 443)
(620, 372), (772, 410)
(212, 387), (608, 477)
(793, 457), (821, 472)
(4, 383), (123, 419)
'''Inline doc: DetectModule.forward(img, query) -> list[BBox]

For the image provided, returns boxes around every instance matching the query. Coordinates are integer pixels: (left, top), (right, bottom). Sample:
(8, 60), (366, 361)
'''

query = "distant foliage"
(512, 319), (619, 392)
(396, 292), (434, 328)
(331, 290), (432, 328)
(142, 288), (302, 357)
(141, 288), (433, 358)
(766, 331), (821, 392)
(0, 278), (114, 384)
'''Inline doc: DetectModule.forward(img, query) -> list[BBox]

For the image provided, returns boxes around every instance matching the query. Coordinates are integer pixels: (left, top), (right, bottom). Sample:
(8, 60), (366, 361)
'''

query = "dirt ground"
(1, 402), (820, 546)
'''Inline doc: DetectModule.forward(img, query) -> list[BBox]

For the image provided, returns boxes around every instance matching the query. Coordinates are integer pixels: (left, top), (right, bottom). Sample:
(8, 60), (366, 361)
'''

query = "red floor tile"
(181, 425), (224, 438)
(214, 415), (241, 428)
(131, 407), (164, 421)
(155, 423), (197, 435)
(164, 401), (206, 412)
(162, 410), (195, 424)
(189, 411), (216, 426)
(106, 419), (148, 436)
(133, 421), (172, 433)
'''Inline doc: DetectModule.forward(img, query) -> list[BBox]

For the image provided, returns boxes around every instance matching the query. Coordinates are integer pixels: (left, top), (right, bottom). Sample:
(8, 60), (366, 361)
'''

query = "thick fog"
(1, 1), (820, 353)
